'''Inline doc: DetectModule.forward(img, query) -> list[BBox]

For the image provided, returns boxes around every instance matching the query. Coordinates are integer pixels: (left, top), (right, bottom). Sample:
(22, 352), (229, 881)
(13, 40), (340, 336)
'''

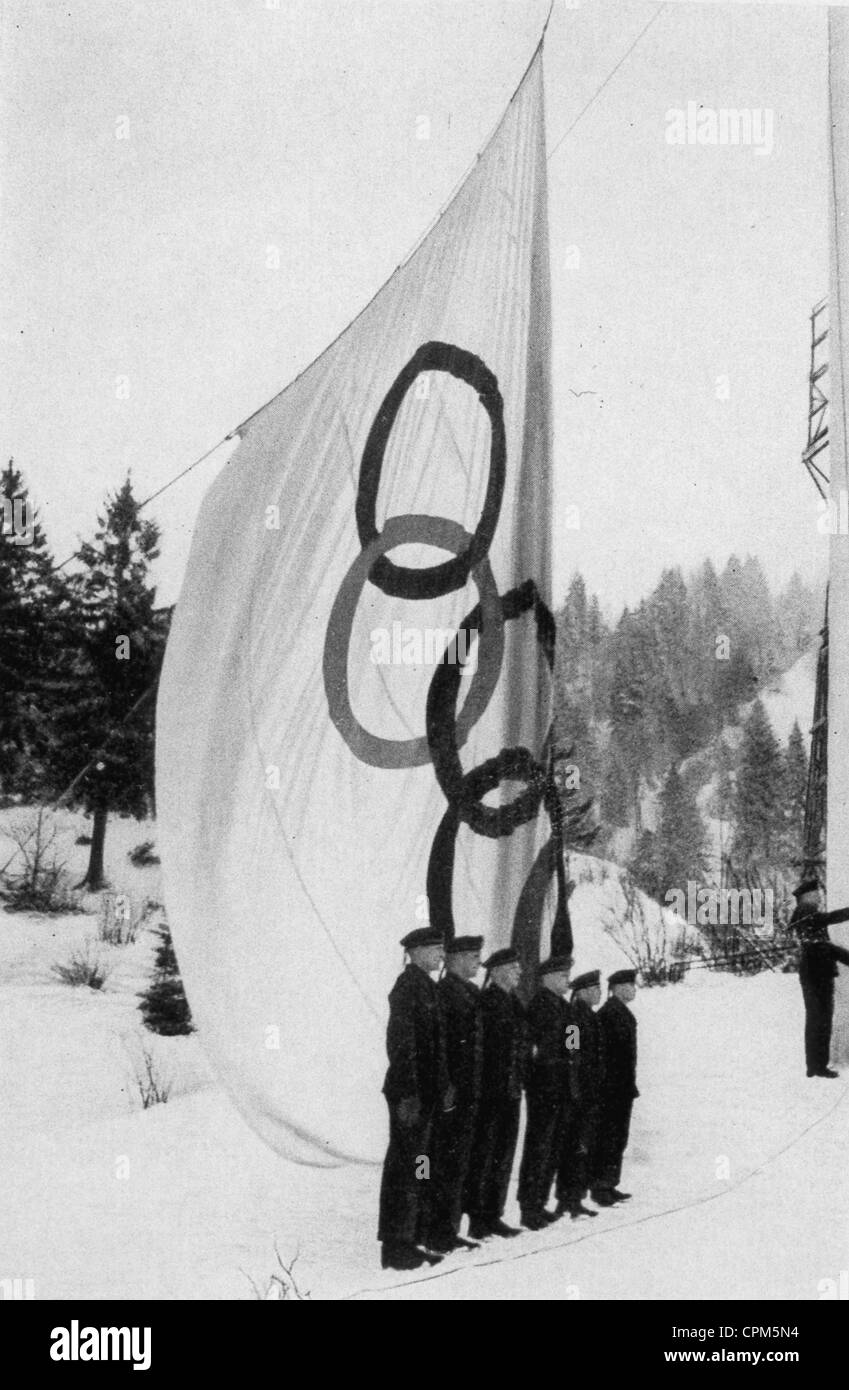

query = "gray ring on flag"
(323, 514), (504, 768)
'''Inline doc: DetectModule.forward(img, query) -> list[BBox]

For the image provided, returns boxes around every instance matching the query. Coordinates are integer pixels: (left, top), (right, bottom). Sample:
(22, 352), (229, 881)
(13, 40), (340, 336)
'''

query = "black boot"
(610, 1189), (632, 1202)
(590, 1188), (617, 1207)
(521, 1210), (548, 1231)
(490, 1219), (521, 1238)
(567, 1201), (598, 1219)
(467, 1217), (493, 1241)
(416, 1247), (445, 1265)
(381, 1242), (427, 1270)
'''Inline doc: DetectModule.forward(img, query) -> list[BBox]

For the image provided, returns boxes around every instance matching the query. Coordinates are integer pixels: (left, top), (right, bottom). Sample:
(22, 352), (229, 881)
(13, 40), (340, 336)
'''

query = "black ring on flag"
(356, 342), (506, 600)
(425, 580), (556, 835)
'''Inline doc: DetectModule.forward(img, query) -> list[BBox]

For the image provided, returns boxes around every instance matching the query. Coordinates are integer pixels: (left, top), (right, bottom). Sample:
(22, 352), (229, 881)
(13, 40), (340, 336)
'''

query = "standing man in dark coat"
(517, 953), (574, 1230)
(466, 946), (527, 1241)
(378, 927), (449, 1270)
(591, 968), (638, 1208)
(557, 969), (603, 1219)
(424, 935), (484, 1254)
(790, 877), (849, 1078)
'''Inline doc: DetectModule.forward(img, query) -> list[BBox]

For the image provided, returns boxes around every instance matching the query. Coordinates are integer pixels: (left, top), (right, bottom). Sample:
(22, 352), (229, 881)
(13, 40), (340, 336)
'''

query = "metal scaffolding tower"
(802, 298), (830, 500)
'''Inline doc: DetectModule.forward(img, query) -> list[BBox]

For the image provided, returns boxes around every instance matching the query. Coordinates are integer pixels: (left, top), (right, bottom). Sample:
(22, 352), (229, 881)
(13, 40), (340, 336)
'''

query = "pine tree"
(585, 593), (609, 709)
(49, 478), (167, 889)
(552, 573), (607, 805)
(138, 919), (193, 1036)
(600, 748), (630, 829)
(776, 573), (821, 666)
(654, 763), (708, 899)
(732, 698), (785, 878)
(608, 608), (655, 828)
(554, 573), (592, 713)
(720, 555), (779, 687)
(560, 573), (588, 655)
(629, 828), (663, 901)
(689, 559), (733, 728)
(550, 743), (599, 851)
(646, 567), (691, 710)
(782, 720), (808, 865)
(0, 460), (62, 797)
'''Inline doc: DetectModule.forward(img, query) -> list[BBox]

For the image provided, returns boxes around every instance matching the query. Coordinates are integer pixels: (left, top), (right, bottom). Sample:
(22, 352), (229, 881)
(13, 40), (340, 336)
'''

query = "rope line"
(547, 4), (667, 164)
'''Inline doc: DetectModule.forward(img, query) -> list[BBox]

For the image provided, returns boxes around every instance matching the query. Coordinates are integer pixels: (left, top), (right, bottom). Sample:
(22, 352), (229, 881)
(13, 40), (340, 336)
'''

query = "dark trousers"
(466, 1095), (522, 1223)
(425, 1099), (477, 1247)
(800, 976), (834, 1074)
(377, 1101), (434, 1247)
(556, 1102), (599, 1205)
(593, 1099), (633, 1190)
(517, 1084), (564, 1215)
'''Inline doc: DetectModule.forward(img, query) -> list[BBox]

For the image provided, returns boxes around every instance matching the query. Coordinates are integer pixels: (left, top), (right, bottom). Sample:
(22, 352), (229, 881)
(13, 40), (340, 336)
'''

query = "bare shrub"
(604, 870), (691, 986)
(127, 1039), (172, 1109)
(2, 808), (83, 913)
(243, 1245), (311, 1301)
(52, 940), (111, 989)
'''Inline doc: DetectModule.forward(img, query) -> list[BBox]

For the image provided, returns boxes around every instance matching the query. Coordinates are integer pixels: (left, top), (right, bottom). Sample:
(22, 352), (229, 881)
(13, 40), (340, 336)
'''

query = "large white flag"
(156, 49), (568, 1164)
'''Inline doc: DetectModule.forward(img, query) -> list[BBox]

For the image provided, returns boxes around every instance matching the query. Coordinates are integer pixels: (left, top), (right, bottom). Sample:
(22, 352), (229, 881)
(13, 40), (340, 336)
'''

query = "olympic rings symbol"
(322, 340), (573, 966)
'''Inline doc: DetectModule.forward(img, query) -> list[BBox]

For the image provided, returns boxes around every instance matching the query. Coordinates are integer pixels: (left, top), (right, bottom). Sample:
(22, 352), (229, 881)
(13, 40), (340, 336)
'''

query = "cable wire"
(547, 4), (667, 165)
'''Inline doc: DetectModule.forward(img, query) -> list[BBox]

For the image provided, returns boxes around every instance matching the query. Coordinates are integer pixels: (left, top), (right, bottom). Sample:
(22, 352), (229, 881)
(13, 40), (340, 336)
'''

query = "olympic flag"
(156, 48), (565, 1164)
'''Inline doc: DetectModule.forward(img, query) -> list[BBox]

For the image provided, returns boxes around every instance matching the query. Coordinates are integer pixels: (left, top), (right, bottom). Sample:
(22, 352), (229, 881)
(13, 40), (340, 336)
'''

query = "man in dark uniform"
(556, 968), (603, 1219)
(466, 946), (527, 1241)
(378, 927), (449, 1270)
(424, 935), (485, 1254)
(790, 877), (849, 1078)
(517, 952), (574, 1230)
(591, 968), (638, 1208)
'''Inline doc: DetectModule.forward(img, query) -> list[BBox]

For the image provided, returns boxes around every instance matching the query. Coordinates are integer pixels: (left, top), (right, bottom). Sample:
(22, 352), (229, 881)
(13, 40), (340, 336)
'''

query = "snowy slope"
(753, 646), (818, 749)
(2, 816), (846, 1301)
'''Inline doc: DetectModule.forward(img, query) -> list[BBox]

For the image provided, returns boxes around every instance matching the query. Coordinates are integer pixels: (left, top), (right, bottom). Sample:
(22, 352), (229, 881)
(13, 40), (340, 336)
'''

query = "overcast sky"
(1, 0), (836, 613)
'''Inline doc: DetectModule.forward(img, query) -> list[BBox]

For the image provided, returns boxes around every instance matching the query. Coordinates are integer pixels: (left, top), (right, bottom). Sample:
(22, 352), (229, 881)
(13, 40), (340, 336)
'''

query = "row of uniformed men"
(378, 927), (639, 1271)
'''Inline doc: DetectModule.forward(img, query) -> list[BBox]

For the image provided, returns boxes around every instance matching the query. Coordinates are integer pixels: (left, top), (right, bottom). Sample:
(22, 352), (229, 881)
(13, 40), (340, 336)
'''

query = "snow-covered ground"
(757, 647), (818, 749)
(1, 811), (846, 1301)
